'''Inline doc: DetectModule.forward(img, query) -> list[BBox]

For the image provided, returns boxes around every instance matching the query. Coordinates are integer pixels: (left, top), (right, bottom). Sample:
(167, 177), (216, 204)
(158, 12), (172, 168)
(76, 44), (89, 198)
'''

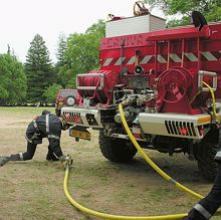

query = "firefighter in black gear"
(0, 110), (68, 166)
(184, 149), (221, 219)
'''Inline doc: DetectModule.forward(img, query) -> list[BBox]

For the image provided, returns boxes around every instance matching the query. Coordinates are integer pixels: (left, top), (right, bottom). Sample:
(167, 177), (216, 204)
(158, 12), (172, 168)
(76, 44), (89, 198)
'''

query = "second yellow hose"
(118, 104), (203, 200)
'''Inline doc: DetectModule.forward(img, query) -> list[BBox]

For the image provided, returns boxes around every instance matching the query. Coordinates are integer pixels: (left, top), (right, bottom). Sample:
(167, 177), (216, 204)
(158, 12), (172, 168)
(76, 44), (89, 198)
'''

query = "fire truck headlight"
(66, 96), (75, 106)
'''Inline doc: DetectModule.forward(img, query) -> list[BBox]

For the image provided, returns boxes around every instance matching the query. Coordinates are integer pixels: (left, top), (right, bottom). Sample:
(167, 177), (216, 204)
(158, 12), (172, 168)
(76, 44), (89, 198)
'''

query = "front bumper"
(61, 107), (103, 129)
(138, 113), (219, 139)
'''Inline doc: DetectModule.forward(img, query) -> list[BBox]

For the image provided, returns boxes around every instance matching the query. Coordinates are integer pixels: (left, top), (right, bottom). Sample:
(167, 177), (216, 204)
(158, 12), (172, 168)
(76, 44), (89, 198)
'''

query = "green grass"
(0, 107), (220, 220)
(0, 106), (54, 115)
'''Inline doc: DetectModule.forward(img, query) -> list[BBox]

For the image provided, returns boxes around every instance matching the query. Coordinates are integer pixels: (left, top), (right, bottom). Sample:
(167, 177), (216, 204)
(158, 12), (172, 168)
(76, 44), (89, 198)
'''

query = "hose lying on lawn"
(118, 104), (203, 200)
(63, 102), (212, 220)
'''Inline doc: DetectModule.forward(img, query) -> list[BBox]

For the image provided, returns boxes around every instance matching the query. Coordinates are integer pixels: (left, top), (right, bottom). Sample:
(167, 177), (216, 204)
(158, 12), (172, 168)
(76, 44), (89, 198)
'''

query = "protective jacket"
(13, 113), (63, 161)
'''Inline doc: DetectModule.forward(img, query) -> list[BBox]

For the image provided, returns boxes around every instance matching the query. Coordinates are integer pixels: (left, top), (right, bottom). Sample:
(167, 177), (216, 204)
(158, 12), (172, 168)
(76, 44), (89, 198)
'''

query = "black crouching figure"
(0, 110), (69, 166)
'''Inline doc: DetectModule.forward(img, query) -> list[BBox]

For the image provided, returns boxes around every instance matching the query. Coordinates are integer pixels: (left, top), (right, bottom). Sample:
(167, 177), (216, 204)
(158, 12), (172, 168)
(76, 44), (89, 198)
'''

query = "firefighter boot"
(0, 156), (10, 166)
(46, 149), (59, 161)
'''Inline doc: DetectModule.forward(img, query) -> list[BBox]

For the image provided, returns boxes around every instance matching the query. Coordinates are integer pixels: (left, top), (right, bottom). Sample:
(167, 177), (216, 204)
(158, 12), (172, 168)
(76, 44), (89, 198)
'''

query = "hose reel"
(157, 67), (193, 104)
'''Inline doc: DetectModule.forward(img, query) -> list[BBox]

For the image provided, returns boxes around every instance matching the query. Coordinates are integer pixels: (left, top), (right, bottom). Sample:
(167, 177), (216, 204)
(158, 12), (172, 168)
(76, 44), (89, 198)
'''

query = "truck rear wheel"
(99, 131), (137, 163)
(197, 142), (219, 181)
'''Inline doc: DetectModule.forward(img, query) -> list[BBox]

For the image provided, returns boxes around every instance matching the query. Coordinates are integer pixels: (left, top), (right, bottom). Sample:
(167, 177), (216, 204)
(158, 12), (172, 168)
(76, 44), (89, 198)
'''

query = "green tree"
(0, 54), (27, 105)
(25, 34), (54, 103)
(43, 83), (62, 103)
(56, 33), (67, 67)
(145, 0), (221, 26)
(56, 33), (70, 88)
(86, 19), (105, 36)
(58, 20), (105, 88)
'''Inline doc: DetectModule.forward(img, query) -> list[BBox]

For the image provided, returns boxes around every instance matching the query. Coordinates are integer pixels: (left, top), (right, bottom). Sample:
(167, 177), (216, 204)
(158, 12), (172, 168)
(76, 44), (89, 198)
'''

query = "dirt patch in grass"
(0, 107), (219, 219)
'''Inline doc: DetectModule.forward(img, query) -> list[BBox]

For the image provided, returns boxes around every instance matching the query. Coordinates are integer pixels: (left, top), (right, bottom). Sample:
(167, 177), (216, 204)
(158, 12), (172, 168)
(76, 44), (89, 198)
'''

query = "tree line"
(0, 20), (105, 105)
(145, 0), (221, 26)
(1, 0), (220, 105)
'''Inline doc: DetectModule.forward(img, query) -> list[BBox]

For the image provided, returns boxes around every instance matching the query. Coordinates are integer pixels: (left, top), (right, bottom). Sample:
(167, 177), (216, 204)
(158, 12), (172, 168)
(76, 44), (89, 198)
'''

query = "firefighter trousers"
(187, 163), (221, 220)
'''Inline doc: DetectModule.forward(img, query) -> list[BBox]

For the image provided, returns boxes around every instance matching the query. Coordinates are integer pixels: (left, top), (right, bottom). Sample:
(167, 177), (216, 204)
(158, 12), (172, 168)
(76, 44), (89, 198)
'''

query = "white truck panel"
(106, 15), (165, 37)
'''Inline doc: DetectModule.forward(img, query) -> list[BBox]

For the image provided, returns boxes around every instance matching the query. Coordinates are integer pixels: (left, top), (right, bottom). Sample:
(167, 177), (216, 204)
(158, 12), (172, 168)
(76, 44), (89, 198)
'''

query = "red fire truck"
(58, 7), (221, 181)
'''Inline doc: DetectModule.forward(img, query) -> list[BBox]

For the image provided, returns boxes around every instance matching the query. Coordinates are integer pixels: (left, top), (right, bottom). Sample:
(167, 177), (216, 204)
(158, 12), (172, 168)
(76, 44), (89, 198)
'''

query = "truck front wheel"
(99, 131), (137, 163)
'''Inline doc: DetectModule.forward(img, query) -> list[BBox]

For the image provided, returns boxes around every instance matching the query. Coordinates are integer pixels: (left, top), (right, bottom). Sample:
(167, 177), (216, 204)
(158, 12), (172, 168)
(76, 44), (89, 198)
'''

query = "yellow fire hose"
(63, 105), (204, 220)
(63, 82), (219, 220)
(119, 104), (204, 200)
(64, 164), (187, 220)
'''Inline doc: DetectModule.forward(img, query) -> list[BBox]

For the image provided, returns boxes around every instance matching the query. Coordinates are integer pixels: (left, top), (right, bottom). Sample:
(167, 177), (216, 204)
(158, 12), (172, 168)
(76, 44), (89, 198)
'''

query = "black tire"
(55, 108), (61, 117)
(197, 142), (219, 181)
(99, 131), (137, 163)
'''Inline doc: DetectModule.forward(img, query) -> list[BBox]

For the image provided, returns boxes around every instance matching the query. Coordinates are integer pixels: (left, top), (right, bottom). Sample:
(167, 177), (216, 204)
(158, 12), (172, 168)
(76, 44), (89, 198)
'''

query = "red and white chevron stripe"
(102, 51), (221, 66)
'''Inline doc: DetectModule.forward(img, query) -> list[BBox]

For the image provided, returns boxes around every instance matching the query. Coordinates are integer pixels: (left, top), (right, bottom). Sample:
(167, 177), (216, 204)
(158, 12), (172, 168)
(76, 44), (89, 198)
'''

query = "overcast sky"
(0, 0), (164, 63)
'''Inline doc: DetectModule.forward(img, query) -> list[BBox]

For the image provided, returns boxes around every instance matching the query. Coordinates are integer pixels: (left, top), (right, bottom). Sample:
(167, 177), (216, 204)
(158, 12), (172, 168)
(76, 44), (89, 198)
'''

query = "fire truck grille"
(165, 120), (196, 137)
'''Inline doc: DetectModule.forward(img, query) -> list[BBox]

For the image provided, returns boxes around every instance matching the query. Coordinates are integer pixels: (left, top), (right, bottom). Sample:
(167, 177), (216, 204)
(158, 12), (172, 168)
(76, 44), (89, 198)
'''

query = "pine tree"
(56, 33), (69, 88)
(56, 33), (67, 67)
(25, 34), (53, 103)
